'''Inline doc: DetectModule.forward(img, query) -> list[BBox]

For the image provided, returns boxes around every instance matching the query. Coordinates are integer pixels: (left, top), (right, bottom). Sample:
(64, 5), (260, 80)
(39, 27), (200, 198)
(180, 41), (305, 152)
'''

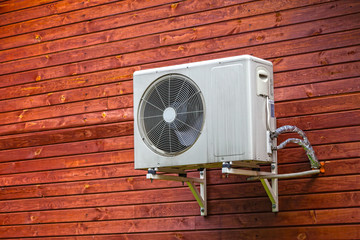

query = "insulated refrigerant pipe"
(247, 169), (321, 181)
(271, 125), (321, 169)
(247, 125), (325, 181)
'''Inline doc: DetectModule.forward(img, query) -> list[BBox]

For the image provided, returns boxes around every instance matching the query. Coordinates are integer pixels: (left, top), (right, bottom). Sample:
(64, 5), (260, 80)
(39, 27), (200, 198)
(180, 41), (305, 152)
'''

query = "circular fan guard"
(138, 74), (204, 156)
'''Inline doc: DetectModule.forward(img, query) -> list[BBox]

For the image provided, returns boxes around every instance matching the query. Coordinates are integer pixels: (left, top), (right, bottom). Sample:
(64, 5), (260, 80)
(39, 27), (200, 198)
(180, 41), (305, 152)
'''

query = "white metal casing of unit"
(133, 55), (276, 170)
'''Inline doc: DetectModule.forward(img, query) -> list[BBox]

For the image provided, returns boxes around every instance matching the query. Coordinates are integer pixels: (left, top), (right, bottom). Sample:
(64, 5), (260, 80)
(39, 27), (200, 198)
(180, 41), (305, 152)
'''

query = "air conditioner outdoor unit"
(134, 55), (276, 170)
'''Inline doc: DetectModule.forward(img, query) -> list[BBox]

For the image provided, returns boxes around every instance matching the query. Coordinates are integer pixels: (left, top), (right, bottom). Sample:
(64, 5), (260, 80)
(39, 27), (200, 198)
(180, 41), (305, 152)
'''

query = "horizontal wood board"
(0, 0), (359, 239)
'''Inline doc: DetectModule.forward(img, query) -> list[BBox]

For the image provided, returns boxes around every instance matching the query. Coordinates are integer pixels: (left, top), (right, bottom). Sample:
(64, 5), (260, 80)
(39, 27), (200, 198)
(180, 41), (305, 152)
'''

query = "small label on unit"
(269, 99), (275, 118)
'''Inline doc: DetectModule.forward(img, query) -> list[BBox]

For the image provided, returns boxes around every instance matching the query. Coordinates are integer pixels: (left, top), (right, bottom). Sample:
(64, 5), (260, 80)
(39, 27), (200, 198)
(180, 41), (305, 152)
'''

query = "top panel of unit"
(133, 55), (272, 77)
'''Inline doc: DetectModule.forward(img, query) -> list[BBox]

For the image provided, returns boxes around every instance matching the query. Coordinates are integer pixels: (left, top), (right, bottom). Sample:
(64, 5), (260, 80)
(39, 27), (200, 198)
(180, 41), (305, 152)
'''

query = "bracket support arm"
(146, 168), (207, 216)
(222, 162), (279, 212)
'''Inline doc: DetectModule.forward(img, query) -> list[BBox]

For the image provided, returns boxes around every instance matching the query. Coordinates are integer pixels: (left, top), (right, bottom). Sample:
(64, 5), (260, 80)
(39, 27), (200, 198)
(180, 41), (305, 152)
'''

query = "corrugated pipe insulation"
(271, 125), (321, 169)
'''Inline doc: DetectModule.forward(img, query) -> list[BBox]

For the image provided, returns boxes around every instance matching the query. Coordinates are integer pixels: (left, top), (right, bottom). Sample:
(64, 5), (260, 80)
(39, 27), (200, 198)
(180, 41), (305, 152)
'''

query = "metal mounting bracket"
(222, 161), (279, 212)
(146, 168), (207, 216)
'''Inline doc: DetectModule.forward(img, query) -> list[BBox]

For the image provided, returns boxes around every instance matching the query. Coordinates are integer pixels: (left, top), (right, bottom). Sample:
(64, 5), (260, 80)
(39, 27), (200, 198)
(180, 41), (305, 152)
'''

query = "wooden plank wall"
(0, 0), (359, 238)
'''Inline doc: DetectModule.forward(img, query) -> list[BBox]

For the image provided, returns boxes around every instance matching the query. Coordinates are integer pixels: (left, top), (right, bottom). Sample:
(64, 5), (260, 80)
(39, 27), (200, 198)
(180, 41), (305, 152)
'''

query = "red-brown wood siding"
(0, 0), (359, 238)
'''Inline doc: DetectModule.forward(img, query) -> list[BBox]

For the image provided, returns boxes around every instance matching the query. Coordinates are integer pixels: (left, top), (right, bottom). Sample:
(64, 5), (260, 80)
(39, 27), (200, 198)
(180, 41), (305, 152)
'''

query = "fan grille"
(138, 74), (204, 156)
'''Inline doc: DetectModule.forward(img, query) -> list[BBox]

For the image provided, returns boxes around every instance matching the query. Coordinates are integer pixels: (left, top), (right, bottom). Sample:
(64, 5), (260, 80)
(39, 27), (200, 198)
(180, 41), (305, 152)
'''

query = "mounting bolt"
(272, 203), (276, 209)
(271, 164), (276, 170)
(222, 162), (231, 168)
(200, 208), (205, 213)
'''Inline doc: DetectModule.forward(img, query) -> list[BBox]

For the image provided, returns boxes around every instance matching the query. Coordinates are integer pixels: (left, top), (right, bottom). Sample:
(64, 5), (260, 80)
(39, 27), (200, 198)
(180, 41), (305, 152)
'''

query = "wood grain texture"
(0, 121), (134, 150)
(277, 126), (360, 145)
(275, 77), (360, 101)
(0, 0), (256, 50)
(0, 207), (359, 237)
(275, 61), (360, 87)
(0, 0), (359, 238)
(23, 225), (360, 240)
(0, 94), (132, 126)
(278, 142), (360, 164)
(0, 149), (134, 176)
(0, 163), (358, 200)
(0, 80), (132, 113)
(0, 0), (120, 26)
(0, 65), (136, 97)
(0, 184), (359, 224)
(0, 107), (134, 136)
(1, 0), (356, 63)
(0, 0), (180, 39)
(0, 28), (358, 92)
(0, 135), (134, 163)
(2, 12), (359, 75)
(0, 181), (359, 213)
(1, 14), (359, 82)
(276, 93), (360, 118)
(0, 0), (58, 14)
(136, 29), (359, 74)
(277, 109), (360, 131)
(0, 0), (331, 51)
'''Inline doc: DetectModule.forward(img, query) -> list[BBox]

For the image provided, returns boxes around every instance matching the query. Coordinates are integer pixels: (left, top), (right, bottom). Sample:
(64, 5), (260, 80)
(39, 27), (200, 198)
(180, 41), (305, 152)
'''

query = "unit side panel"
(210, 63), (252, 162)
(250, 61), (275, 162)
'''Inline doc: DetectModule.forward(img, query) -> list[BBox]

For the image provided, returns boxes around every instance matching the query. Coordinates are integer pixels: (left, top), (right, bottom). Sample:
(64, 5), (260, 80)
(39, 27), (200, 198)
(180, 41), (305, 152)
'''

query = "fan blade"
(173, 80), (190, 108)
(172, 102), (187, 126)
(173, 116), (202, 146)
